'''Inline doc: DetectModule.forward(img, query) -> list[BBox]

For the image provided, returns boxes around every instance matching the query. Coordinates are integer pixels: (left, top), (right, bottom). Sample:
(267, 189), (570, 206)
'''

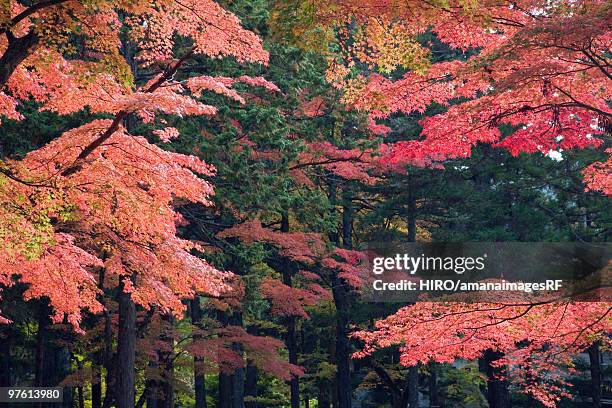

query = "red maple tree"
(317, 0), (611, 194)
(0, 0), (270, 327)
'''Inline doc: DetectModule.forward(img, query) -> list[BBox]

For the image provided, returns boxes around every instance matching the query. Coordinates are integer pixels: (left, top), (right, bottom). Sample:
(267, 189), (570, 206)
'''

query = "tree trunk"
(217, 310), (233, 408)
(244, 324), (258, 408)
(341, 189), (353, 249)
(0, 332), (11, 387)
(369, 359), (401, 408)
(161, 371), (174, 408)
(332, 273), (351, 408)
(34, 310), (49, 408)
(76, 358), (85, 408)
(280, 212), (300, 408)
(102, 309), (115, 408)
(406, 191), (417, 242)
(0, 330), (12, 387)
(286, 315), (299, 408)
(147, 315), (175, 408)
(232, 353), (245, 408)
(77, 384), (84, 408)
(428, 364), (439, 408)
(326, 181), (353, 408)
(479, 350), (510, 408)
(327, 177), (339, 244)
(194, 370), (207, 408)
(191, 298), (208, 408)
(91, 334), (104, 408)
(95, 267), (114, 408)
(407, 366), (419, 408)
(34, 312), (47, 387)
(161, 316), (175, 408)
(92, 361), (102, 408)
(227, 312), (244, 408)
(245, 360), (258, 408)
(54, 342), (73, 408)
(331, 189), (354, 408)
(0, 30), (39, 87)
(219, 371), (232, 408)
(588, 342), (602, 408)
(318, 383), (331, 408)
(116, 283), (136, 408)
(404, 192), (419, 408)
(146, 360), (159, 408)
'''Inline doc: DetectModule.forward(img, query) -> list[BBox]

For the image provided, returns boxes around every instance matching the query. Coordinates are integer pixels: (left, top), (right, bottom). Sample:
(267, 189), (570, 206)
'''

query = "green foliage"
(268, 0), (335, 52)
(439, 364), (489, 407)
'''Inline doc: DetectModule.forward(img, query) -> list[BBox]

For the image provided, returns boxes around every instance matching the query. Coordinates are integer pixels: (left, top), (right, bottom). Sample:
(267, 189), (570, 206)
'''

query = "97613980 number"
(0, 387), (63, 403)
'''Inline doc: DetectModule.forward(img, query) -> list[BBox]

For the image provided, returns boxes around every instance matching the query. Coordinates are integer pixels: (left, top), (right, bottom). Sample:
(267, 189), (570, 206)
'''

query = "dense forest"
(0, 0), (610, 407)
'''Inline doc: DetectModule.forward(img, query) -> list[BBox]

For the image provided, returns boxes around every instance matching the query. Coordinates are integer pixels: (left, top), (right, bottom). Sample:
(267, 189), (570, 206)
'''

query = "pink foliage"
(353, 301), (611, 406)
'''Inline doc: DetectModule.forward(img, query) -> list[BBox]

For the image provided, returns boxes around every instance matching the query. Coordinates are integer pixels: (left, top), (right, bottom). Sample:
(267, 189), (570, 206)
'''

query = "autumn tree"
(0, 0), (276, 406)
(273, 0), (610, 195)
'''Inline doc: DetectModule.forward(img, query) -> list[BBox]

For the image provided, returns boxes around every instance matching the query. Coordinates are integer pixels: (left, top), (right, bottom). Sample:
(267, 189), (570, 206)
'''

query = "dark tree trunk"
(479, 350), (510, 408)
(331, 189), (354, 408)
(146, 392), (159, 408)
(0, 333), (11, 387)
(91, 330), (104, 408)
(148, 314), (175, 408)
(219, 371), (233, 408)
(389, 364), (418, 408)
(102, 309), (115, 408)
(0, 30), (39, 87)
(245, 327), (260, 407)
(116, 283), (136, 408)
(217, 308), (232, 408)
(403, 187), (419, 408)
(588, 342), (602, 408)
(94, 267), (114, 408)
(406, 191), (417, 243)
(232, 352), (245, 408)
(392, 389), (403, 408)
(286, 315), (299, 408)
(191, 298), (208, 408)
(369, 359), (401, 408)
(327, 177), (340, 244)
(77, 384), (84, 408)
(76, 358), (85, 408)
(53, 341), (73, 408)
(227, 312), (245, 408)
(332, 273), (351, 408)
(161, 316), (175, 408)
(406, 366), (419, 408)
(245, 360), (258, 408)
(161, 372), (174, 408)
(280, 212), (300, 408)
(92, 361), (102, 408)
(318, 383), (331, 408)
(428, 364), (439, 408)
(341, 189), (353, 249)
(405, 173), (418, 244)
(146, 360), (159, 408)
(34, 312), (47, 387)
(194, 370), (207, 408)
(34, 311), (49, 408)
